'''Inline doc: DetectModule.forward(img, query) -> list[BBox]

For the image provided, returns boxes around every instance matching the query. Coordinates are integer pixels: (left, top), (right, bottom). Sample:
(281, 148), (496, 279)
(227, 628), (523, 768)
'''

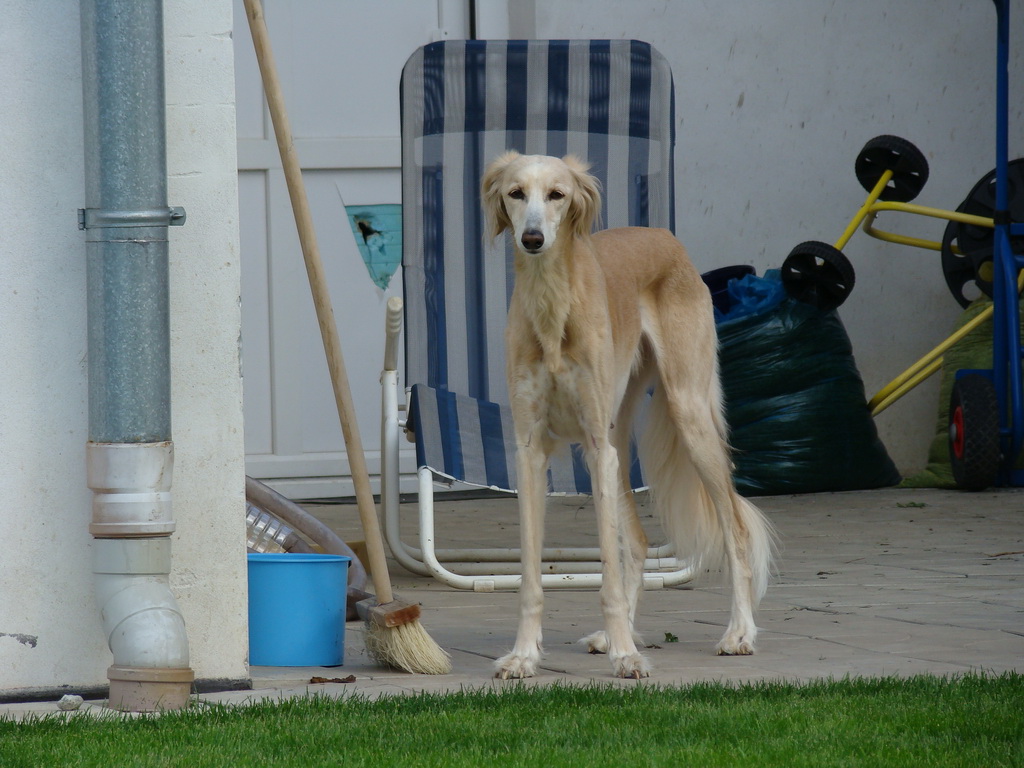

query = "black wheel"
(781, 241), (856, 311)
(940, 158), (1024, 308)
(949, 373), (1001, 491)
(941, 220), (993, 308)
(855, 135), (929, 202)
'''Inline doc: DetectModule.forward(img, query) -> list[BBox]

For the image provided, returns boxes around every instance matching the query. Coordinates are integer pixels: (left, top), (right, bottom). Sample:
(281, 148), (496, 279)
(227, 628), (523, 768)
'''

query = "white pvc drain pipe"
(80, 0), (193, 711)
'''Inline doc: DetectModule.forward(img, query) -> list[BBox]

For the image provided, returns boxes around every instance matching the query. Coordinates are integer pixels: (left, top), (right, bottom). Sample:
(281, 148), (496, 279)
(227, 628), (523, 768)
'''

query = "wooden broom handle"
(243, 0), (394, 605)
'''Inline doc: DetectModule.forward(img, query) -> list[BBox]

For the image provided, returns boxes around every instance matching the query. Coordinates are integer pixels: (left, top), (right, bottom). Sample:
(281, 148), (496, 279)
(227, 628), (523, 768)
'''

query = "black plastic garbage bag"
(714, 271), (901, 495)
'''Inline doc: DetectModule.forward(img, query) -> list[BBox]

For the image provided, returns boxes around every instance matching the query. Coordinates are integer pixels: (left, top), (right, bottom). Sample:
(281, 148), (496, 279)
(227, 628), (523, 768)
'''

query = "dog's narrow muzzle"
(521, 229), (544, 252)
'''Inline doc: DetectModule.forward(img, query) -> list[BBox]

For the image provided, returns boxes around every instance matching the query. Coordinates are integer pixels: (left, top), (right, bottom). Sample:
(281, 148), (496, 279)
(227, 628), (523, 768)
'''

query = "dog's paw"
(579, 629), (646, 654)
(494, 652), (539, 680)
(579, 631), (608, 654)
(611, 651), (652, 679)
(715, 625), (757, 656)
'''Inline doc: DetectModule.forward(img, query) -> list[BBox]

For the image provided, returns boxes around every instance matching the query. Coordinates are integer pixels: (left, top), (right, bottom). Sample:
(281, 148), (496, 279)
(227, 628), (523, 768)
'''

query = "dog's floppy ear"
(562, 155), (602, 238)
(481, 150), (520, 238)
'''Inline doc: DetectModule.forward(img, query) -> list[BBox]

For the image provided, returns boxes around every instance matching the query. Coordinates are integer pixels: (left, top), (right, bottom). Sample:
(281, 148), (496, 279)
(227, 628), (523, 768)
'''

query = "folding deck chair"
(380, 39), (695, 591)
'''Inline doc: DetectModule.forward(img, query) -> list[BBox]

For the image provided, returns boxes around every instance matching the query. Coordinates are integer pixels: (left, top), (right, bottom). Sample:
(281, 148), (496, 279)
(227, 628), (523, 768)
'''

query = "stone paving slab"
(2, 487), (1021, 719)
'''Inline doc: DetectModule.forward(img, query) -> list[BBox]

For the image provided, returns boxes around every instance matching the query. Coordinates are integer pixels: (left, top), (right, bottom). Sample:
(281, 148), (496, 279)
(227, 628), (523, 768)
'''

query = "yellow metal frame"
(867, 271), (1024, 416)
(836, 169), (1002, 416)
(862, 202), (993, 253)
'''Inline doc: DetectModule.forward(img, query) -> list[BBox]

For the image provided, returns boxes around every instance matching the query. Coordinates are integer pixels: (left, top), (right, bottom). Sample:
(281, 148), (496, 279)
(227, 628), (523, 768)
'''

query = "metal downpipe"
(80, 0), (193, 711)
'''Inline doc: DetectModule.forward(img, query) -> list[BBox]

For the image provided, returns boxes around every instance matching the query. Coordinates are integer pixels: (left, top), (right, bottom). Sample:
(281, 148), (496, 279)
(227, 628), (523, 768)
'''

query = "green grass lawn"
(2, 673), (1021, 767)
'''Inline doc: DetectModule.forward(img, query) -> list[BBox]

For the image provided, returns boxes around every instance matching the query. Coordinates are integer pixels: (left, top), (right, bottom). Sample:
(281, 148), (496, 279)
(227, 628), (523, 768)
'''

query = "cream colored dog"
(481, 151), (773, 679)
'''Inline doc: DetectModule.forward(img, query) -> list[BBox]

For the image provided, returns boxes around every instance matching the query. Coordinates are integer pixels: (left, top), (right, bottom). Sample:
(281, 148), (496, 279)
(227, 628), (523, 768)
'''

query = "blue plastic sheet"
(715, 269), (788, 323)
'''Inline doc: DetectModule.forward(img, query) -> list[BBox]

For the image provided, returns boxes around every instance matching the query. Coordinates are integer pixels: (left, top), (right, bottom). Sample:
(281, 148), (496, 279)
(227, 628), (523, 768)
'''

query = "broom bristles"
(364, 619), (452, 675)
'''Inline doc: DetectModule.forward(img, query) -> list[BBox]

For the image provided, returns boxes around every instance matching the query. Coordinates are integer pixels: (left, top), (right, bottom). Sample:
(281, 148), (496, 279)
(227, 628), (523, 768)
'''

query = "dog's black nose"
(521, 229), (544, 252)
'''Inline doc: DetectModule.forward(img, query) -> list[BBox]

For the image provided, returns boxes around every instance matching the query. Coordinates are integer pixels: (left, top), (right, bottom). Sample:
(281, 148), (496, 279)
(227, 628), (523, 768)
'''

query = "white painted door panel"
(233, 0), (470, 498)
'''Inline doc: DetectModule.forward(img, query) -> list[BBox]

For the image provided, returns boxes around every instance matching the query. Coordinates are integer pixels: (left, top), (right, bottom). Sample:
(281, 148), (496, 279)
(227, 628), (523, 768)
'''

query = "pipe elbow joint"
(93, 539), (190, 669)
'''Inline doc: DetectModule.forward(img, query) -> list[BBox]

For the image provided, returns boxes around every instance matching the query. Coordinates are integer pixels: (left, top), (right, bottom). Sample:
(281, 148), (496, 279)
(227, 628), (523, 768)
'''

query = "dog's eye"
(508, 189), (525, 200)
(548, 190), (565, 201)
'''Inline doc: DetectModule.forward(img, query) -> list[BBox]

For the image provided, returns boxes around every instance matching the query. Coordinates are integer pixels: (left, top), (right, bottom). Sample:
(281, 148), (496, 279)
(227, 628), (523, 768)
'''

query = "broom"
(243, 0), (451, 675)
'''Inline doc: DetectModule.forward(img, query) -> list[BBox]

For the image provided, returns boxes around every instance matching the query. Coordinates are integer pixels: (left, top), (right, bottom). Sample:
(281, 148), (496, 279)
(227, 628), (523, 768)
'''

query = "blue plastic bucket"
(247, 553), (350, 667)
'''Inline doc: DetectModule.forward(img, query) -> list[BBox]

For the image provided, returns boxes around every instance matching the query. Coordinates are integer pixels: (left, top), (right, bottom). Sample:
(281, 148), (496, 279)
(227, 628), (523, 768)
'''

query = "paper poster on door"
(346, 204), (402, 290)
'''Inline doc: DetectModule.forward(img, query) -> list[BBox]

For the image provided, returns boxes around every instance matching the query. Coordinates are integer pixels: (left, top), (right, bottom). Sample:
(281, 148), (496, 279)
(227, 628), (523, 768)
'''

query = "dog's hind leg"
(588, 435), (651, 679)
(646, 294), (770, 656)
(689, 373), (771, 655)
(614, 374), (652, 635)
(579, 482), (648, 657)
(669, 393), (764, 655)
(495, 439), (550, 679)
(580, 374), (650, 657)
(714, 491), (772, 655)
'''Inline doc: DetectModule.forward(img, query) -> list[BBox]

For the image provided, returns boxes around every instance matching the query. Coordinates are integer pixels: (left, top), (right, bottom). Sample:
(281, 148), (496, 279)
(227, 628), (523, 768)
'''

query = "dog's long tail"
(639, 382), (773, 603)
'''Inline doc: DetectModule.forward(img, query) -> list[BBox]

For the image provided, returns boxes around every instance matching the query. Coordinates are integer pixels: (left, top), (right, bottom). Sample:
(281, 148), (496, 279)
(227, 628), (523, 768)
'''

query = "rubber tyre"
(940, 216), (992, 308)
(855, 135), (929, 202)
(940, 158), (1024, 307)
(781, 241), (856, 311)
(948, 373), (1000, 491)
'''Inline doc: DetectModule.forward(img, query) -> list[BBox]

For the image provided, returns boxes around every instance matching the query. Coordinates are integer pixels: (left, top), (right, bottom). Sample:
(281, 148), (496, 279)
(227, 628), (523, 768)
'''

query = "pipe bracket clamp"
(78, 207), (186, 230)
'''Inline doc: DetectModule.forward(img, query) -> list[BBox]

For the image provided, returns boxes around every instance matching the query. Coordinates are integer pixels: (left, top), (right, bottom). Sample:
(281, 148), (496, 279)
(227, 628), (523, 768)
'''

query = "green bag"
(717, 284), (901, 496)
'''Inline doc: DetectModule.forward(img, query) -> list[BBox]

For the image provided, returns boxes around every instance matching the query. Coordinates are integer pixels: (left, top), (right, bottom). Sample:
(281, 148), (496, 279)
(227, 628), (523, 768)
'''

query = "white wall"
(0, 1), (247, 698)
(236, 2), (1024, 492)
(485, 1), (1024, 473)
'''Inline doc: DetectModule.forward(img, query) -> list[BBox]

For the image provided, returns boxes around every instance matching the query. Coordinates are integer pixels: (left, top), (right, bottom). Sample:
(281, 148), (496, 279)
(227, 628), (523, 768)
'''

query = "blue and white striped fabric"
(408, 383), (645, 494)
(400, 40), (675, 494)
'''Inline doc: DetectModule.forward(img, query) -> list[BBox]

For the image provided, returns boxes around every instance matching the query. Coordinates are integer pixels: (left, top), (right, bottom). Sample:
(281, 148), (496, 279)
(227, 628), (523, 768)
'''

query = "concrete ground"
(4, 486), (1023, 718)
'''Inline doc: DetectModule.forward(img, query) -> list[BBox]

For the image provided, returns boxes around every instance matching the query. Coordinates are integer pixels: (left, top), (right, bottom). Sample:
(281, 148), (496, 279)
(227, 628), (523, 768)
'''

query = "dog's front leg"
(494, 439), (548, 679)
(590, 438), (651, 679)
